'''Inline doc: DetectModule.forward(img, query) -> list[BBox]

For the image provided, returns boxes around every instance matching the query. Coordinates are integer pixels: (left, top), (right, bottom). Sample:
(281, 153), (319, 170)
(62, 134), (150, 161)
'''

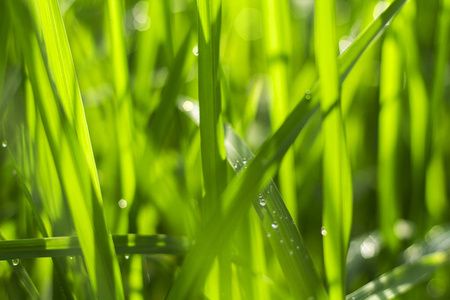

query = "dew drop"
(289, 250), (294, 255)
(267, 233), (271, 238)
(192, 45), (199, 56)
(280, 239), (284, 243)
(69, 256), (73, 260)
(273, 210), (276, 214)
(271, 221), (278, 229)
(12, 259), (19, 266)
(125, 255), (130, 260)
(296, 246), (300, 250)
(305, 90), (312, 101)
(118, 199), (128, 209)
(242, 158), (247, 165)
(1, 140), (7, 148)
(259, 200), (266, 207)
(321, 226), (327, 236)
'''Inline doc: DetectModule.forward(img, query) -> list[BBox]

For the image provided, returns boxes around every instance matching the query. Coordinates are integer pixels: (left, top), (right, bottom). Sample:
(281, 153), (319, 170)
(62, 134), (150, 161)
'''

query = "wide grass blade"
(197, 0), (230, 298)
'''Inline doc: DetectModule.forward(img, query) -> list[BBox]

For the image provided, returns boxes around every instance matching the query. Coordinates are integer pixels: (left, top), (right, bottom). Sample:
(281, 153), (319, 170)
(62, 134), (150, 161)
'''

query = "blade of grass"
(168, 2), (407, 298)
(0, 234), (191, 260)
(378, 29), (402, 253)
(105, 0), (136, 208)
(197, 0), (230, 298)
(315, 0), (353, 299)
(262, 0), (298, 222)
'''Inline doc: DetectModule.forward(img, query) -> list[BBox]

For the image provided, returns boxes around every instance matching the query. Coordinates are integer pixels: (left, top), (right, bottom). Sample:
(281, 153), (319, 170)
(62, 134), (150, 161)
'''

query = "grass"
(1, 0), (450, 299)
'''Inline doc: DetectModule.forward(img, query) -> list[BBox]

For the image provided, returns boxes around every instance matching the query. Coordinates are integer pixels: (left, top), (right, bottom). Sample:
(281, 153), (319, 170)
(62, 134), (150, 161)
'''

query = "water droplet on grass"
(1, 140), (7, 148)
(192, 45), (199, 56)
(118, 199), (128, 209)
(305, 90), (312, 101)
(125, 255), (130, 260)
(271, 221), (278, 229)
(321, 226), (327, 236)
(12, 259), (19, 266)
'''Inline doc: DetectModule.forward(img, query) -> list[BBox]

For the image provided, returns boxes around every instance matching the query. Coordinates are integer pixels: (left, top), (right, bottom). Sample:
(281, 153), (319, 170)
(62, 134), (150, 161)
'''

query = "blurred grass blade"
(425, 0), (450, 221)
(149, 30), (195, 147)
(378, 30), (402, 253)
(346, 251), (449, 300)
(0, 234), (191, 260)
(262, 0), (298, 221)
(315, 1), (353, 299)
(105, 0), (136, 207)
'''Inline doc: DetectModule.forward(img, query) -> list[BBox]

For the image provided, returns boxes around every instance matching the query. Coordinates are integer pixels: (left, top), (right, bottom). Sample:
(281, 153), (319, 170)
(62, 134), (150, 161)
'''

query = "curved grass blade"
(168, 2), (407, 298)
(0, 234), (191, 260)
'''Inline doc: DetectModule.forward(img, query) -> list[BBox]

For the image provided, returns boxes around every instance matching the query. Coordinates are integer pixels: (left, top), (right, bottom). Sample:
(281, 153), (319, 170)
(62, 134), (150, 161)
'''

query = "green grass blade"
(105, 0), (136, 207)
(198, 0), (227, 217)
(0, 234), (190, 260)
(346, 251), (449, 300)
(262, 0), (298, 222)
(315, 0), (353, 298)
(377, 30), (402, 253)
(197, 0), (230, 298)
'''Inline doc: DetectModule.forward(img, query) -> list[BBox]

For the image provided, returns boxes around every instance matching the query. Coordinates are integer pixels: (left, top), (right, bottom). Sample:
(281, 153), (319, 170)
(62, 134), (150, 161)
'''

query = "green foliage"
(1, 0), (449, 299)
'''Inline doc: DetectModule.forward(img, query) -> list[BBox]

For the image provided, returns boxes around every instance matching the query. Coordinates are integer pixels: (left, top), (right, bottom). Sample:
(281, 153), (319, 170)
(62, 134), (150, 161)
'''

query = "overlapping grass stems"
(0, 0), (449, 299)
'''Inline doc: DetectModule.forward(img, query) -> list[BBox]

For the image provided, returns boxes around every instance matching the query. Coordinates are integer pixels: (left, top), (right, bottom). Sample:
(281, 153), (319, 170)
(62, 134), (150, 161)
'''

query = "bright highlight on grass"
(0, 0), (449, 299)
